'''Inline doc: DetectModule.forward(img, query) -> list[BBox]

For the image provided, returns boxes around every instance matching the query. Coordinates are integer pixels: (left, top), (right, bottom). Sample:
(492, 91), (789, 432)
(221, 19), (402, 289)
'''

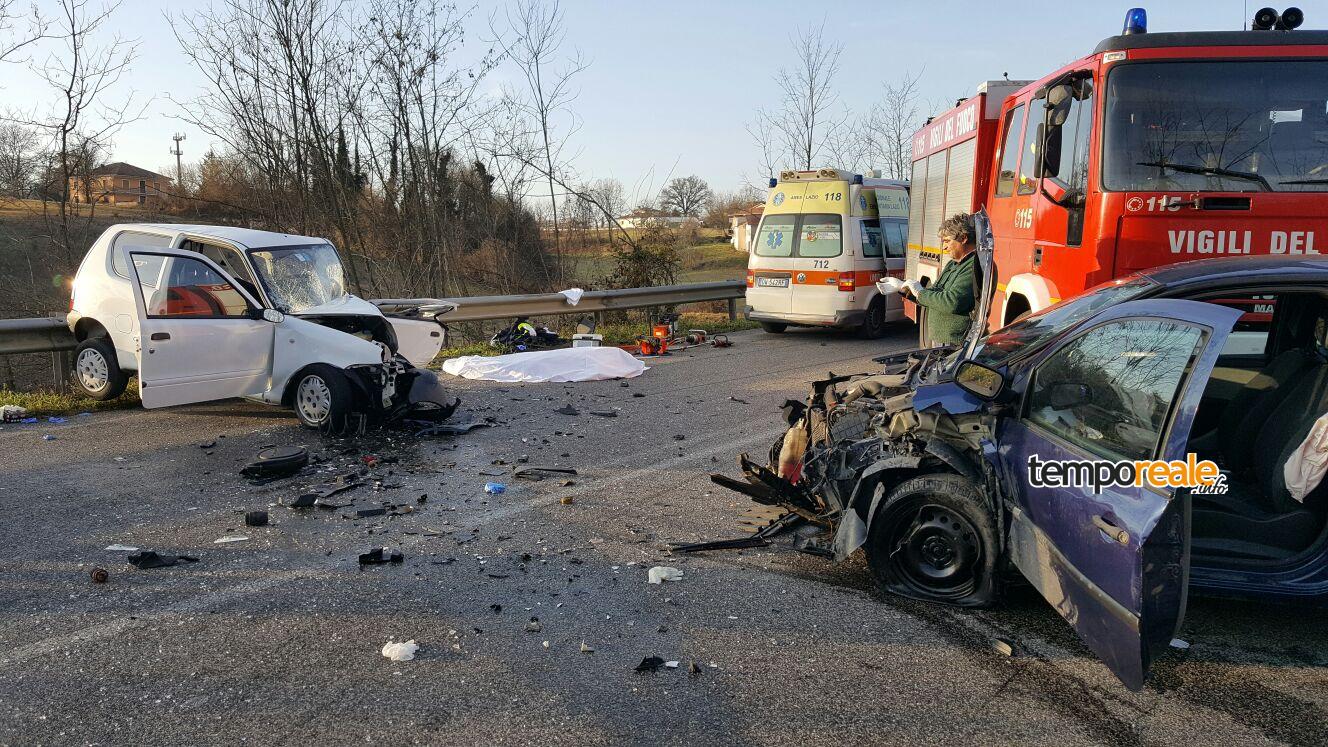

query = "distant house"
(729, 203), (764, 252)
(70, 162), (173, 206)
(616, 207), (693, 230)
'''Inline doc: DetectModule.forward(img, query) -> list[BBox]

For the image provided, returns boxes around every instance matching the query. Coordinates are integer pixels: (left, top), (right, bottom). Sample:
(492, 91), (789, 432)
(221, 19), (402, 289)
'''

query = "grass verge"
(0, 381), (141, 417)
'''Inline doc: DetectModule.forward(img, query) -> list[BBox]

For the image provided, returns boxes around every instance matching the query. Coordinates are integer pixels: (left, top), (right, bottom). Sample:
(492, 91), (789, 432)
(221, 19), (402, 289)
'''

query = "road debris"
(589, 410), (617, 418)
(513, 466), (578, 481)
(214, 536), (250, 544)
(580, 641), (595, 653)
(89, 567), (109, 583)
(0, 405), (28, 422)
(1170, 638), (1191, 650)
(356, 507), (387, 518)
(244, 510), (269, 527)
(556, 404), (580, 416)
(665, 660), (680, 669)
(198, 440), (217, 449)
(484, 482), (507, 494)
(670, 537), (770, 553)
(993, 637), (1018, 657)
(127, 551), (199, 569)
(415, 418), (490, 437)
(381, 640), (419, 662)
(728, 396), (749, 404)
(647, 566), (684, 584)
(240, 446), (309, 480)
(104, 544), (138, 552)
(41, 434), (57, 441)
(688, 661), (701, 675)
(525, 618), (542, 632)
(560, 496), (575, 505)
(359, 547), (405, 565)
(635, 656), (666, 673)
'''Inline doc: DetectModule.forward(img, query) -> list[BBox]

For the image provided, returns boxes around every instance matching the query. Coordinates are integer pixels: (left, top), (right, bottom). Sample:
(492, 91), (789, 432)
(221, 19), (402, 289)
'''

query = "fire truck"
(905, 6), (1328, 337)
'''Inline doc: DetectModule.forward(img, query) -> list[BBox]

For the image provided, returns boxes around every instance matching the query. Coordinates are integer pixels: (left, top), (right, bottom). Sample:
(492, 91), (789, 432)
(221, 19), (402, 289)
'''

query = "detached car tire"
(866, 474), (999, 607)
(73, 337), (128, 400)
(292, 365), (355, 433)
(760, 322), (787, 334)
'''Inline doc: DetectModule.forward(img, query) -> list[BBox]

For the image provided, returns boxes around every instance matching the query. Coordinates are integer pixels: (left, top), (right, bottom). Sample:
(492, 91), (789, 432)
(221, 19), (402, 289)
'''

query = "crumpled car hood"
(292, 295), (383, 318)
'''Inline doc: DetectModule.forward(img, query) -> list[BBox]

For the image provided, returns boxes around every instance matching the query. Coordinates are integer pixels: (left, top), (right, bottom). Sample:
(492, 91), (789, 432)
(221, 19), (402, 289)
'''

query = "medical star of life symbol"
(767, 231), (783, 249)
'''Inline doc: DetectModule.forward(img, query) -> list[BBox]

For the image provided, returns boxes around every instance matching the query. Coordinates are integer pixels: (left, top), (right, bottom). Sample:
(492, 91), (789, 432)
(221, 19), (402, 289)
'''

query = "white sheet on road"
(441, 346), (646, 383)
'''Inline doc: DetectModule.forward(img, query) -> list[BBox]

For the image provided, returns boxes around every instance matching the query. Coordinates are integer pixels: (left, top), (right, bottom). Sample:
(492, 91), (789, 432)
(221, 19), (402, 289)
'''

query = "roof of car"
(115, 223), (328, 249)
(1140, 255), (1328, 287)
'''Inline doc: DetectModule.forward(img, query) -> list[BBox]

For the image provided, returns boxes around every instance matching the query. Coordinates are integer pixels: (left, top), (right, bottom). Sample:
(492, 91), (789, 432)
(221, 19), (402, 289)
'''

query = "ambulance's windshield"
(1104, 60), (1328, 192)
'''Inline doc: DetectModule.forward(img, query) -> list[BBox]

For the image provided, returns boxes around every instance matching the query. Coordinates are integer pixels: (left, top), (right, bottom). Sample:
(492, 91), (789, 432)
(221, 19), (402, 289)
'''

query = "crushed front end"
(710, 346), (1004, 603)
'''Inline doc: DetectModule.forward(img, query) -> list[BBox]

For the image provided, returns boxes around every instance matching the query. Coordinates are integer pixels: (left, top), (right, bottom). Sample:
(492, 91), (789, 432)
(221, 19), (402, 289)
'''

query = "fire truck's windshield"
(1104, 60), (1328, 193)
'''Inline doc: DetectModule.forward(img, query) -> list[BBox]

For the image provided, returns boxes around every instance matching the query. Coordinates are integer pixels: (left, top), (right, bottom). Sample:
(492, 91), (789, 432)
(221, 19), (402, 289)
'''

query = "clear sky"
(2, 0), (1277, 204)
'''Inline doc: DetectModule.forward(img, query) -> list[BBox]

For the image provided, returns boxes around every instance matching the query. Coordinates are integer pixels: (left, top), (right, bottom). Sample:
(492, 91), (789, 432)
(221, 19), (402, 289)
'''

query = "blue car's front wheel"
(866, 474), (999, 607)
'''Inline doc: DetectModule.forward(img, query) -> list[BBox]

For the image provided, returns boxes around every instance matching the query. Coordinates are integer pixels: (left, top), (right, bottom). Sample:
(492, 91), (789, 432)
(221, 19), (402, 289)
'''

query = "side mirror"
(1046, 382), (1092, 410)
(262, 308), (285, 324)
(954, 360), (1006, 400)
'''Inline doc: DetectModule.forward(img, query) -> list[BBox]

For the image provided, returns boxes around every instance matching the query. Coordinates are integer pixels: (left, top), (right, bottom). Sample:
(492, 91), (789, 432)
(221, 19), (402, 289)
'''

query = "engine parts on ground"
(240, 446), (309, 480)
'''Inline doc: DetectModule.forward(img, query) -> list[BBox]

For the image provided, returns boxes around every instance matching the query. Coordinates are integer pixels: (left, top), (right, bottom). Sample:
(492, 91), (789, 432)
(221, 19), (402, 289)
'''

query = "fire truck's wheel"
(759, 322), (787, 334)
(73, 337), (128, 400)
(292, 365), (355, 434)
(858, 297), (887, 339)
(865, 474), (999, 607)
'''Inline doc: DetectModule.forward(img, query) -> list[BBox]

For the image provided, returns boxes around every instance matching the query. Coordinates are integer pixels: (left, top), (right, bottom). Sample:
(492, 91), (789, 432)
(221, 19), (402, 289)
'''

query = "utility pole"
(169, 132), (186, 192)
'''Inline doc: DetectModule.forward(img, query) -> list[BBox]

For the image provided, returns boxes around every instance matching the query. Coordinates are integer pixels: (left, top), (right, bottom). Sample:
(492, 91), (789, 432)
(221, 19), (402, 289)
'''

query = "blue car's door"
(997, 298), (1240, 690)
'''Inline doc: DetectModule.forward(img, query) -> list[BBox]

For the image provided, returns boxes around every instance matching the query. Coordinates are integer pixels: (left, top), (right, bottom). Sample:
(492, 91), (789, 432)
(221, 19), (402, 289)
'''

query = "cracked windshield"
(247, 244), (347, 312)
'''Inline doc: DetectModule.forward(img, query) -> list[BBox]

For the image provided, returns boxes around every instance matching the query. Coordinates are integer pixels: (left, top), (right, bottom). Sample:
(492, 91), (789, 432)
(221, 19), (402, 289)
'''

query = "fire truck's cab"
(908, 7), (1328, 336)
(745, 169), (909, 338)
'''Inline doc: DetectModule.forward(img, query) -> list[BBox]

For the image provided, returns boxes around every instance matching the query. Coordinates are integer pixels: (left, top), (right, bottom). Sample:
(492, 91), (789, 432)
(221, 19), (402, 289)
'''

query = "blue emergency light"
(1123, 7), (1147, 35)
(768, 177), (777, 188)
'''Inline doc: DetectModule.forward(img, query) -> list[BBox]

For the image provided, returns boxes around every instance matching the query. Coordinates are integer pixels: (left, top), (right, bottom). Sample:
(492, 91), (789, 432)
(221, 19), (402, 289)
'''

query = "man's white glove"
(875, 276), (903, 294)
(902, 279), (924, 297)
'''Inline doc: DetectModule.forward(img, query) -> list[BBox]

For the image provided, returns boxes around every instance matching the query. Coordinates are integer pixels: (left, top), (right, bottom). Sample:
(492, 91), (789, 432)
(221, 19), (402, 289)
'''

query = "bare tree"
(0, 122), (39, 197)
(0, 0), (46, 63)
(496, 0), (587, 286)
(750, 21), (847, 172)
(863, 70), (924, 180)
(659, 175), (711, 218)
(15, 0), (143, 261)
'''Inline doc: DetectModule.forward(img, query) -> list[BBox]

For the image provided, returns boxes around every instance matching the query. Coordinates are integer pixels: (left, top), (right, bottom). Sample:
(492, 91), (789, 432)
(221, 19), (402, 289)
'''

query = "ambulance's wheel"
(760, 322), (787, 334)
(858, 297), (887, 339)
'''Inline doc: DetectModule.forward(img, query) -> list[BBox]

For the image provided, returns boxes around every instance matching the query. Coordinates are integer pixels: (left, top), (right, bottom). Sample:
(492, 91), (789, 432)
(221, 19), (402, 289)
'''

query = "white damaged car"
(67, 224), (458, 430)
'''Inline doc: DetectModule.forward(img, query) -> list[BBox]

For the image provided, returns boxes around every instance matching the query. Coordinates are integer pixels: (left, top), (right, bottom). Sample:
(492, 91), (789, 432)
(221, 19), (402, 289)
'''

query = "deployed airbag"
(442, 346), (646, 383)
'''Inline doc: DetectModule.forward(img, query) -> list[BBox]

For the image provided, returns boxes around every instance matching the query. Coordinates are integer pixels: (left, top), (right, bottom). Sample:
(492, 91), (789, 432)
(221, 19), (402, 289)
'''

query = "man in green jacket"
(901, 213), (980, 346)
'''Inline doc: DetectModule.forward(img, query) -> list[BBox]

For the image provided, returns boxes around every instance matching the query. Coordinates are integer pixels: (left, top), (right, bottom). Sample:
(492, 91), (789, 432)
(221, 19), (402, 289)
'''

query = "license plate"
(755, 276), (789, 288)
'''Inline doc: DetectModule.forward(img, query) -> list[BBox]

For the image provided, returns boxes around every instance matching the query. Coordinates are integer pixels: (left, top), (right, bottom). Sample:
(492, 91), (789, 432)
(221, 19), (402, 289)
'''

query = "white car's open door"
(118, 245), (276, 408)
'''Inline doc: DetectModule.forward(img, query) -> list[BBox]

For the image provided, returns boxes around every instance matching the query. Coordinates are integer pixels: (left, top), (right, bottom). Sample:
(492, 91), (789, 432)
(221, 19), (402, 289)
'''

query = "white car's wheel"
(73, 337), (128, 400)
(292, 365), (354, 432)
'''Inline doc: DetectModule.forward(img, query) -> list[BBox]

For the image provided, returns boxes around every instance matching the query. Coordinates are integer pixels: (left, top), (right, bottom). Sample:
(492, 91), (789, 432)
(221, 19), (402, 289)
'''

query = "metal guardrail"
(373, 280), (746, 323)
(0, 281), (748, 388)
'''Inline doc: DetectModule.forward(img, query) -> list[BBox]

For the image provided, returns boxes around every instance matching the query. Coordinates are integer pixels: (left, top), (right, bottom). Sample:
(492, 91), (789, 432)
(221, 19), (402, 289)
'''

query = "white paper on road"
(381, 640), (419, 662)
(647, 566), (683, 584)
(559, 287), (585, 306)
(442, 346), (646, 383)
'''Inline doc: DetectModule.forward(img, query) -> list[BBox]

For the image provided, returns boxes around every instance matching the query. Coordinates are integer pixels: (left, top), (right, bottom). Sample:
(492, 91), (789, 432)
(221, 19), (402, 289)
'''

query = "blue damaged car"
(713, 213), (1328, 689)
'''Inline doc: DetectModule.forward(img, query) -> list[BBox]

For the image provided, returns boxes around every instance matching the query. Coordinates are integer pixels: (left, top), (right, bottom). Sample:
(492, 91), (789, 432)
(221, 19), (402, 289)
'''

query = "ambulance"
(745, 168), (909, 337)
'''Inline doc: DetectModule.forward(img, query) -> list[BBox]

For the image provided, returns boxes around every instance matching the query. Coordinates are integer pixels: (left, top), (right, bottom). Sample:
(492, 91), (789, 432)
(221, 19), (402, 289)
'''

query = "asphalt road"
(3, 325), (1328, 746)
